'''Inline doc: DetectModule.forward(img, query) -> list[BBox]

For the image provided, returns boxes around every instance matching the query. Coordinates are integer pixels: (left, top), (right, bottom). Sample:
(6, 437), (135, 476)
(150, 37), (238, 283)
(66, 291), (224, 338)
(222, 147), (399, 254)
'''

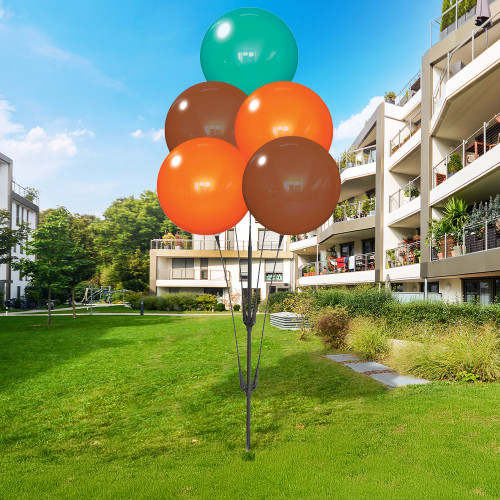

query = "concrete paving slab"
(344, 362), (392, 373)
(326, 354), (360, 362)
(369, 372), (430, 387)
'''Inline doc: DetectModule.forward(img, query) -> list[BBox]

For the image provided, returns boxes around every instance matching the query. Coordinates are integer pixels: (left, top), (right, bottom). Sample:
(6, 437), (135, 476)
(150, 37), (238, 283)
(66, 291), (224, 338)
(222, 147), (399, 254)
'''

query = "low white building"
(0, 152), (39, 302)
(149, 216), (294, 305)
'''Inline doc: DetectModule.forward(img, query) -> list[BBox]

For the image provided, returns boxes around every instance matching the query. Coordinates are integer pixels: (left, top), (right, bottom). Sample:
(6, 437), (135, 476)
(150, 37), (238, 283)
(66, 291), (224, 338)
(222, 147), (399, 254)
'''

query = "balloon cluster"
(157, 8), (341, 236)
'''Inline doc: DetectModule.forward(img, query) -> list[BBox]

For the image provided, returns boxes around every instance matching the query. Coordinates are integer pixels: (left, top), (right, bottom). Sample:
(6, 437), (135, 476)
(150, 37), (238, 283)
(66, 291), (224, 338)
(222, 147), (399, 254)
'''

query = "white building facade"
(0, 152), (39, 302)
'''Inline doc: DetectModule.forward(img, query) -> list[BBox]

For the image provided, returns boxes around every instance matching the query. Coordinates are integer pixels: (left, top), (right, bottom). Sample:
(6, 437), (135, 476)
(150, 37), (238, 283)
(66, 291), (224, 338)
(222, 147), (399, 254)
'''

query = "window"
(365, 188), (376, 199)
(420, 282), (439, 293)
(16, 204), (20, 225)
(259, 229), (281, 250)
(204, 288), (223, 297)
(240, 259), (248, 281)
(464, 279), (496, 305)
(226, 229), (235, 250)
(340, 242), (354, 257)
(17, 286), (21, 300)
(362, 238), (375, 254)
(265, 259), (283, 281)
(200, 258), (208, 280)
(172, 258), (194, 279)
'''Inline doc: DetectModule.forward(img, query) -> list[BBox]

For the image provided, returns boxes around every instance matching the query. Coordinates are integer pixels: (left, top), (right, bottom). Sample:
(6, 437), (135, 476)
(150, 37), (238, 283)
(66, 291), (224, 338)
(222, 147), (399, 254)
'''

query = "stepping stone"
(344, 362), (392, 373)
(326, 354), (360, 362)
(369, 372), (430, 387)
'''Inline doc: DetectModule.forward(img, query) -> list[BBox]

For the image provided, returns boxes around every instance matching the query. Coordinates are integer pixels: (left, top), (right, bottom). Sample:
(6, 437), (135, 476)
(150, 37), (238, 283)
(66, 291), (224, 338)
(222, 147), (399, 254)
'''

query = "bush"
(215, 303), (226, 312)
(311, 306), (350, 348)
(196, 293), (218, 311)
(233, 304), (240, 312)
(313, 286), (392, 317)
(391, 324), (500, 381)
(129, 293), (198, 311)
(262, 291), (297, 313)
(347, 318), (389, 360)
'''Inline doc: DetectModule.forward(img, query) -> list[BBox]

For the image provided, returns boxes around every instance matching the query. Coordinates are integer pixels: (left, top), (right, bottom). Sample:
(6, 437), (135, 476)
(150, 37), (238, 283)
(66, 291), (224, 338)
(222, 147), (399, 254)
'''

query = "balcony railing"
(389, 176), (421, 212)
(389, 110), (422, 156)
(432, 6), (500, 111)
(386, 241), (421, 268)
(151, 239), (285, 251)
(432, 111), (500, 188)
(429, 215), (500, 261)
(157, 269), (230, 281)
(319, 198), (376, 233)
(336, 145), (376, 173)
(298, 253), (375, 278)
(394, 71), (421, 107)
(11, 180), (39, 205)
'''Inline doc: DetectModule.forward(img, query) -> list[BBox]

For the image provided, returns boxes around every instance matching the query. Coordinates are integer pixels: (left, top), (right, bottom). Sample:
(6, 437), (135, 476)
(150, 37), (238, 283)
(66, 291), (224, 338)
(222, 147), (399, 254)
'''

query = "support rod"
(246, 218), (253, 452)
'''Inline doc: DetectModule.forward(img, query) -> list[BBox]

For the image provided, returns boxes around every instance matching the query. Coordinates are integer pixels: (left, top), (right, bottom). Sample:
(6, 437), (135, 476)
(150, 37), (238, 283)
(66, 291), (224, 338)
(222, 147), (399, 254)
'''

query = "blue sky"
(0, 0), (439, 216)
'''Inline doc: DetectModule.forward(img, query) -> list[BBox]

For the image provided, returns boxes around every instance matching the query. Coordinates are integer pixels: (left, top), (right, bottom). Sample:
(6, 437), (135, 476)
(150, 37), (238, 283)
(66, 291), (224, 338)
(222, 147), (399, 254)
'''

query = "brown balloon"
(242, 136), (341, 235)
(164, 81), (247, 151)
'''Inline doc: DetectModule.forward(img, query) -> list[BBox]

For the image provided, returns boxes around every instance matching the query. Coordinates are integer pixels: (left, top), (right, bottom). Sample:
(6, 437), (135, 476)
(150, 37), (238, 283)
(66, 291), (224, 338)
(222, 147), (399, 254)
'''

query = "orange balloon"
(235, 81), (333, 159)
(157, 138), (248, 235)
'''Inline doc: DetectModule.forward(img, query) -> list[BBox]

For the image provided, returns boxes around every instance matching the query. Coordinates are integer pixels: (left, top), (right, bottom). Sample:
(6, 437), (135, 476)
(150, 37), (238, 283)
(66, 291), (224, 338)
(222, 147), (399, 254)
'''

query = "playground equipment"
(82, 286), (133, 305)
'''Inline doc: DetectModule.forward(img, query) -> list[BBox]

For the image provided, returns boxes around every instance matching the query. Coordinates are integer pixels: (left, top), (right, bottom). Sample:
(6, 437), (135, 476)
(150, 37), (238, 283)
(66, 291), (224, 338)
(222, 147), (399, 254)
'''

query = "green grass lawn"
(21, 305), (235, 315)
(1, 315), (499, 499)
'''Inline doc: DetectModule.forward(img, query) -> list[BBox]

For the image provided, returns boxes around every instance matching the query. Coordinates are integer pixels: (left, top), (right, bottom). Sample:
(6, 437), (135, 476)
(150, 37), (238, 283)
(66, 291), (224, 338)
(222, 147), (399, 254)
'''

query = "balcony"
(290, 234), (317, 252)
(11, 180), (39, 205)
(429, 214), (500, 261)
(151, 238), (285, 251)
(389, 110), (422, 157)
(337, 145), (376, 173)
(385, 241), (421, 281)
(320, 198), (376, 234)
(389, 177), (421, 213)
(297, 254), (375, 286)
(393, 71), (421, 107)
(432, 110), (500, 188)
(432, 7), (500, 118)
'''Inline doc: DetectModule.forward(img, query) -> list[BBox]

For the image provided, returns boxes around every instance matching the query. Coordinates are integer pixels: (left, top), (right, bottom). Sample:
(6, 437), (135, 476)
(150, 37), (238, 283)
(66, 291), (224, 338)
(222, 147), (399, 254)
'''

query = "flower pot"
(453, 245), (463, 256)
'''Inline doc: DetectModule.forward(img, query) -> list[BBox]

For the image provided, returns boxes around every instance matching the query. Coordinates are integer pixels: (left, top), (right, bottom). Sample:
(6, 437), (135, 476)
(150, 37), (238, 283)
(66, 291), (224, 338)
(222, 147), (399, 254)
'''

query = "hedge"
(130, 293), (199, 311)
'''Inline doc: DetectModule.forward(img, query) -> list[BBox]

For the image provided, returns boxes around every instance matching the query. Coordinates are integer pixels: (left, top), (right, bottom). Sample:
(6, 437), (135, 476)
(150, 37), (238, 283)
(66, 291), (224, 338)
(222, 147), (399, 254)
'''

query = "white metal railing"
(389, 110), (422, 156)
(389, 176), (421, 212)
(298, 253), (376, 278)
(151, 239), (286, 251)
(320, 198), (376, 233)
(336, 145), (376, 173)
(429, 214), (500, 260)
(11, 180), (39, 205)
(432, 111), (500, 188)
(395, 71), (421, 107)
(432, 6), (500, 112)
(157, 269), (230, 281)
(386, 241), (421, 268)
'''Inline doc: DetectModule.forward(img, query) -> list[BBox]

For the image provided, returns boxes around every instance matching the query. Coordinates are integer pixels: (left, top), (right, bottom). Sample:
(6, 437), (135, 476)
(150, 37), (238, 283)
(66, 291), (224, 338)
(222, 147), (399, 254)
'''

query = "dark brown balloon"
(242, 136), (341, 235)
(164, 82), (247, 151)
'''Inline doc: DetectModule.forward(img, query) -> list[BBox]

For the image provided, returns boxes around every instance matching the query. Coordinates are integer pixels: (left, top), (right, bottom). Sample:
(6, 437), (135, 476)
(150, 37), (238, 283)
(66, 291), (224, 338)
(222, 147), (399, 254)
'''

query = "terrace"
(298, 252), (375, 278)
(432, 110), (500, 188)
(386, 240), (421, 268)
(337, 145), (376, 173)
(389, 176), (421, 212)
(393, 71), (421, 107)
(319, 197), (376, 233)
(151, 238), (285, 251)
(11, 180), (39, 205)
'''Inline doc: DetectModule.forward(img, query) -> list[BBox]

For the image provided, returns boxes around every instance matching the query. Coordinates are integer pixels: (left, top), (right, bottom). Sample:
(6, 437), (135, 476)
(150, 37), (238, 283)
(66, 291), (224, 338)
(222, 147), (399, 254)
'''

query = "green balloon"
(200, 8), (298, 95)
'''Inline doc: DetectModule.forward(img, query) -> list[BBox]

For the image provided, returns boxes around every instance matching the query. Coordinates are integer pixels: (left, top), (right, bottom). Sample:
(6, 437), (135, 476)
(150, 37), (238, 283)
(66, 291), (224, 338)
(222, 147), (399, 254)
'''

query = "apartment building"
(0, 152), (39, 301)
(293, 0), (500, 304)
(149, 216), (294, 305)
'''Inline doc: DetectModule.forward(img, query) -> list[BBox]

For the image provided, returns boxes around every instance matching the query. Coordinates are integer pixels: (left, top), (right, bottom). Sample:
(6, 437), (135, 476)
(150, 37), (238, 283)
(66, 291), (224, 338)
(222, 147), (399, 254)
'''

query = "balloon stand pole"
(216, 230), (283, 453)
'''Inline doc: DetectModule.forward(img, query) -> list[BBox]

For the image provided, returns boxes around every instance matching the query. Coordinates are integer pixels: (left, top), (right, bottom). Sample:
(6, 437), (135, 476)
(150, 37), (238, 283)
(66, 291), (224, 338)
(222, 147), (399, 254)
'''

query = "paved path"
(326, 354), (430, 388)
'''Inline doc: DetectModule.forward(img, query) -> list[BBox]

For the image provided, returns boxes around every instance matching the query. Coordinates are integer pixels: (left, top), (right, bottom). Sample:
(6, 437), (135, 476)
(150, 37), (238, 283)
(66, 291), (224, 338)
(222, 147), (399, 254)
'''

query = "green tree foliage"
(109, 249), (149, 292)
(0, 209), (30, 266)
(16, 207), (75, 325)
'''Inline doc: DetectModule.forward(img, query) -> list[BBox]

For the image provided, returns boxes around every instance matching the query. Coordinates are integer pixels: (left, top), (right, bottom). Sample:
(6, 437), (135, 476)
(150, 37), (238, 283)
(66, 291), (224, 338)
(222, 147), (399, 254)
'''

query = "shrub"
(196, 293), (218, 311)
(391, 324), (500, 381)
(129, 293), (198, 311)
(264, 291), (297, 312)
(347, 318), (389, 360)
(233, 304), (240, 312)
(310, 306), (350, 348)
(215, 303), (226, 312)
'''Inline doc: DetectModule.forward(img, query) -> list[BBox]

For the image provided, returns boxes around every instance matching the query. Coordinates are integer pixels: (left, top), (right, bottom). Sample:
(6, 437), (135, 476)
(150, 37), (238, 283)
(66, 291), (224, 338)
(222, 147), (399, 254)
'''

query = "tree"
(0, 209), (30, 266)
(109, 249), (149, 292)
(16, 207), (74, 325)
(67, 214), (99, 318)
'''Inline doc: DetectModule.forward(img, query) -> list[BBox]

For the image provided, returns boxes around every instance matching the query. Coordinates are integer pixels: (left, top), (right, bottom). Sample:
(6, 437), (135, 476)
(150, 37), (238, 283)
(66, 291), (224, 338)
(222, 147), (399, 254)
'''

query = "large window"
(464, 278), (500, 305)
(265, 259), (283, 281)
(340, 242), (354, 257)
(240, 259), (248, 281)
(172, 258), (194, 279)
(420, 281), (439, 293)
(200, 258), (208, 280)
(362, 238), (375, 254)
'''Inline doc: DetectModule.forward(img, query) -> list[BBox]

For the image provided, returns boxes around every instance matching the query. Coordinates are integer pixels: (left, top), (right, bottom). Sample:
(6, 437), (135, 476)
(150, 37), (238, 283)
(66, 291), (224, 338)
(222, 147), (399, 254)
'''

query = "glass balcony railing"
(389, 176), (421, 212)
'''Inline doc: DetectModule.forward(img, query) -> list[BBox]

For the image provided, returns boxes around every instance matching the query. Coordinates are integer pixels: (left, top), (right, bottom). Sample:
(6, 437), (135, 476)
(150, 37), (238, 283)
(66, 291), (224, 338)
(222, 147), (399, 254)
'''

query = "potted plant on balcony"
(347, 152), (356, 169)
(447, 152), (463, 177)
(384, 91), (396, 104)
(361, 195), (371, 217)
(414, 248), (421, 263)
(309, 266), (316, 276)
(338, 151), (347, 171)
(24, 187), (39, 202)
(162, 232), (174, 249)
(386, 248), (396, 268)
(334, 204), (344, 222)
(403, 186), (420, 202)
(174, 232), (184, 249)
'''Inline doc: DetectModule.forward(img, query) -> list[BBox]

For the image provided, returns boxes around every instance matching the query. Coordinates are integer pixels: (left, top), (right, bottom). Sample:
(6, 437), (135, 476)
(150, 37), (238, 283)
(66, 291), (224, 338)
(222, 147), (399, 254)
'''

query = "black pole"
(245, 220), (253, 452)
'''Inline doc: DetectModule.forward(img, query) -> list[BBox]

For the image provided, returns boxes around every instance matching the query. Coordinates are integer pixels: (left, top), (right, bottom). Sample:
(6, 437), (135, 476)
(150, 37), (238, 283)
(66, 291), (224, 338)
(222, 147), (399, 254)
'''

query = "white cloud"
(0, 98), (93, 181)
(130, 129), (144, 138)
(130, 128), (163, 142)
(150, 128), (163, 142)
(333, 96), (383, 142)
